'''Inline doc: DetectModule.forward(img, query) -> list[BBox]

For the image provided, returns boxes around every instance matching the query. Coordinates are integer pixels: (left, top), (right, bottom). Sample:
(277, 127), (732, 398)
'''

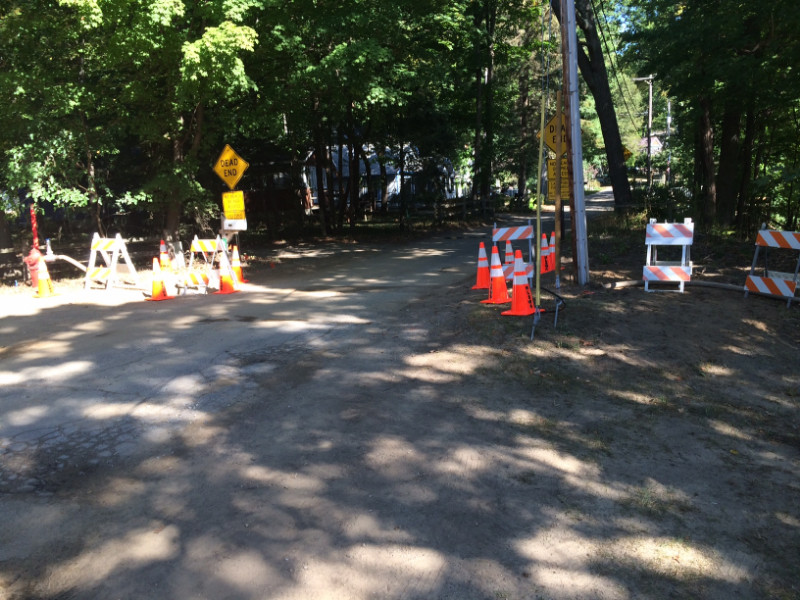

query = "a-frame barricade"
(85, 233), (140, 290)
(493, 221), (536, 281)
(744, 226), (800, 307)
(179, 235), (224, 294)
(643, 218), (694, 293)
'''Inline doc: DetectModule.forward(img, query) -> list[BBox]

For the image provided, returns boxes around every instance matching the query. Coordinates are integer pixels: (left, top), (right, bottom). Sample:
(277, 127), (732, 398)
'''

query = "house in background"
(305, 144), (459, 213)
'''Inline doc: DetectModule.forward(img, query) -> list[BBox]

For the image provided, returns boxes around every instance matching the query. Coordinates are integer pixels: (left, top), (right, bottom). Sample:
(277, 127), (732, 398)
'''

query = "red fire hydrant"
(23, 245), (42, 288)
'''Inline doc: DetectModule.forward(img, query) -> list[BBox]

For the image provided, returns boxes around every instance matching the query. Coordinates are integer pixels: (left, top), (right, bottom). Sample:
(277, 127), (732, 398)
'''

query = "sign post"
(222, 190), (247, 231)
(213, 145), (249, 232)
(544, 113), (568, 155)
(547, 157), (570, 201)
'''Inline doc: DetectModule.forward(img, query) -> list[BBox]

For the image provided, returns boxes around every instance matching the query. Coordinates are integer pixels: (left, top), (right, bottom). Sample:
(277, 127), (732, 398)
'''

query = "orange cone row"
(480, 245), (511, 305)
(146, 242), (249, 301)
(471, 238), (544, 317)
(146, 257), (174, 301)
(34, 258), (55, 298)
(540, 233), (556, 274)
(502, 250), (537, 316)
(471, 242), (490, 290)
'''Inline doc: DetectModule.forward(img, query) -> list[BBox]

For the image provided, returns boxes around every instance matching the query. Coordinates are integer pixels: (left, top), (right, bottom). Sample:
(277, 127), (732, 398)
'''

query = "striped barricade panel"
(493, 225), (534, 242)
(190, 238), (219, 253)
(503, 262), (534, 280)
(503, 263), (533, 279)
(645, 222), (694, 246)
(87, 267), (111, 282)
(755, 230), (800, 250)
(185, 272), (211, 287)
(745, 275), (797, 299)
(643, 265), (692, 282)
(91, 237), (118, 252)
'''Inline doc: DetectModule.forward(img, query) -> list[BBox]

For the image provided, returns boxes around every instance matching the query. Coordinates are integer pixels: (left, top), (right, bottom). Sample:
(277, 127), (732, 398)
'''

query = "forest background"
(0, 0), (799, 249)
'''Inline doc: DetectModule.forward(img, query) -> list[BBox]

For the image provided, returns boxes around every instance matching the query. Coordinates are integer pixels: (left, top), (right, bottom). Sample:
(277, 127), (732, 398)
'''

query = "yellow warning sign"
(213, 144), (249, 190)
(222, 190), (247, 231)
(547, 158), (570, 200)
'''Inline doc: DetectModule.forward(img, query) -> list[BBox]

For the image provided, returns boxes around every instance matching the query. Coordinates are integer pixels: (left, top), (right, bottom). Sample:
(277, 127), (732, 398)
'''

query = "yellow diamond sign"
(544, 114), (568, 154)
(213, 144), (249, 190)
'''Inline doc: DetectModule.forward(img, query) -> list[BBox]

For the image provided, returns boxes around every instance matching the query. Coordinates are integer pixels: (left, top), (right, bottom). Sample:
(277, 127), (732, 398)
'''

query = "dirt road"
(1, 203), (799, 599)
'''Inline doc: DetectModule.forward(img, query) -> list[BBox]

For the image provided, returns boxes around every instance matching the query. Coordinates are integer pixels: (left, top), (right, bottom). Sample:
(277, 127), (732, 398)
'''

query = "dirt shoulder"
(1, 207), (799, 600)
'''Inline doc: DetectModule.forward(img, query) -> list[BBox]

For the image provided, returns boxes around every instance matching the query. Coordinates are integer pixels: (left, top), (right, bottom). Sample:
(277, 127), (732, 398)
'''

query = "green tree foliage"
(622, 0), (800, 231)
(0, 0), (604, 241)
(0, 0), (258, 239)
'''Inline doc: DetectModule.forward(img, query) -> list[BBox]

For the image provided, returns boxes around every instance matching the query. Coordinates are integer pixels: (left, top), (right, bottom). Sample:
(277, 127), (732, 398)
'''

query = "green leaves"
(181, 21), (258, 95)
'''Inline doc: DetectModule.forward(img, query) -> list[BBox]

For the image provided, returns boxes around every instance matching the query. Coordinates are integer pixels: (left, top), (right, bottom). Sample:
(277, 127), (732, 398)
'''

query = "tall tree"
(623, 0), (800, 230)
(551, 0), (632, 209)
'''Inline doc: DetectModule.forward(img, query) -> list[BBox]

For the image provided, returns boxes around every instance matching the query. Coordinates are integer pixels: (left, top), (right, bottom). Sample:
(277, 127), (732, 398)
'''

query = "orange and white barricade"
(84, 233), (140, 291)
(493, 221), (536, 281)
(643, 218), (694, 292)
(744, 226), (800, 307)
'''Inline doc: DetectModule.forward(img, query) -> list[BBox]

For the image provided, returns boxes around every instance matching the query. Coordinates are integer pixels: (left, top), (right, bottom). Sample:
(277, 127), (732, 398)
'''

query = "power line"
(591, 0), (639, 130)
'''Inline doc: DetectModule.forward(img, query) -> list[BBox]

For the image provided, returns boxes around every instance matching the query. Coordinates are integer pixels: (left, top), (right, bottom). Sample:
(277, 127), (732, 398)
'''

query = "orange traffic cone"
(34, 258), (55, 298)
(471, 242), (490, 290)
(481, 245), (511, 304)
(539, 233), (551, 274)
(159, 239), (171, 271)
(214, 250), (240, 295)
(231, 246), (249, 283)
(503, 240), (515, 280)
(548, 232), (556, 272)
(502, 250), (537, 316)
(146, 257), (174, 301)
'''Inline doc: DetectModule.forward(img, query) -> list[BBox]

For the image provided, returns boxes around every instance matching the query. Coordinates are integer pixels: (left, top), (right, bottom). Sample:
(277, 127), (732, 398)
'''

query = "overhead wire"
(590, 0), (640, 130)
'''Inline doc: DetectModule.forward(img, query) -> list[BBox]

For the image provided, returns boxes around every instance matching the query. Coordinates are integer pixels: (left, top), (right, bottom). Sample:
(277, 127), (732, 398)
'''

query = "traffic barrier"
(643, 218), (694, 292)
(159, 239), (171, 271)
(471, 242), (490, 290)
(744, 226), (800, 307)
(231, 246), (249, 283)
(146, 257), (174, 302)
(502, 251), (536, 316)
(85, 233), (140, 291)
(494, 222), (536, 281)
(503, 240), (514, 274)
(34, 257), (55, 298)
(180, 235), (223, 294)
(214, 248), (241, 295)
(540, 234), (553, 274)
(480, 245), (511, 304)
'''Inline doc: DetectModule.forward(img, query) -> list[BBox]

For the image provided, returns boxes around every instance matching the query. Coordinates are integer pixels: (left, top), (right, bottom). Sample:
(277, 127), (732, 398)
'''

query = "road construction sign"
(213, 144), (249, 190)
(623, 146), (632, 161)
(222, 190), (247, 231)
(544, 114), (568, 155)
(547, 157), (570, 200)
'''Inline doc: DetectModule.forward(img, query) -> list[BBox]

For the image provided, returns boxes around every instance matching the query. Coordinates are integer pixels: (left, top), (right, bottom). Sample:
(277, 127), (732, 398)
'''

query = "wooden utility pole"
(561, 0), (590, 286)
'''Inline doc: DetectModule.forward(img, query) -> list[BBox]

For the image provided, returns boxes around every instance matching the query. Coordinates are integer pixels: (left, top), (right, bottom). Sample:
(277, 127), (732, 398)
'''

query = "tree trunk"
(517, 64), (530, 210)
(472, 64), (484, 209)
(362, 152), (373, 212)
(378, 146), (389, 210)
(735, 99), (756, 232)
(699, 96), (717, 226)
(552, 0), (632, 209)
(0, 211), (12, 249)
(715, 103), (742, 227)
(337, 130), (346, 231)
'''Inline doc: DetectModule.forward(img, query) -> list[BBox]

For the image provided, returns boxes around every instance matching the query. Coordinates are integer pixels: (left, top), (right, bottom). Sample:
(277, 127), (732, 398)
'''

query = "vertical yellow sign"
(547, 158), (570, 200)
(222, 190), (247, 231)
